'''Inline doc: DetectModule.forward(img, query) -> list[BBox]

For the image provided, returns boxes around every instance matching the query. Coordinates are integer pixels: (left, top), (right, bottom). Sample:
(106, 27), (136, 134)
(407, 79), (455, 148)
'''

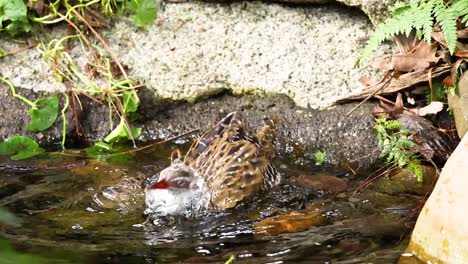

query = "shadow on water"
(0, 143), (423, 263)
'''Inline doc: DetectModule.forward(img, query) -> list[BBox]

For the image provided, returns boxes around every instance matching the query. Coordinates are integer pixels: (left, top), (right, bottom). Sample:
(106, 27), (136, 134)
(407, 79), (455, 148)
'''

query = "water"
(0, 143), (422, 263)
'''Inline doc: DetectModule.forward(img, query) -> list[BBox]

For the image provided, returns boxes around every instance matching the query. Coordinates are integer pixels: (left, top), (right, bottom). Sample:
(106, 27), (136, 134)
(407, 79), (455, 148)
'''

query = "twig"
(346, 71), (393, 116)
(69, 6), (139, 145)
(0, 42), (38, 57)
(48, 129), (200, 158)
(57, 12), (100, 65)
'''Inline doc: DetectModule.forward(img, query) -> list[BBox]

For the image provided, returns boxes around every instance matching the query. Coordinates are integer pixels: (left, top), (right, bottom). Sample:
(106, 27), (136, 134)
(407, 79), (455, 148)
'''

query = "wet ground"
(0, 142), (424, 264)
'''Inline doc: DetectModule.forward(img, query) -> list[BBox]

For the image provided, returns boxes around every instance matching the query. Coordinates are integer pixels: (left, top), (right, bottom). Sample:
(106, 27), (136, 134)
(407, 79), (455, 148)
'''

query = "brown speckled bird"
(145, 112), (280, 216)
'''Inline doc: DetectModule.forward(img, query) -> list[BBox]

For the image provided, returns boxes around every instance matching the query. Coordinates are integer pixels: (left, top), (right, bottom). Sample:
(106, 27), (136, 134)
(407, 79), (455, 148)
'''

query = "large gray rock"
(102, 1), (374, 108)
(0, 2), (375, 109)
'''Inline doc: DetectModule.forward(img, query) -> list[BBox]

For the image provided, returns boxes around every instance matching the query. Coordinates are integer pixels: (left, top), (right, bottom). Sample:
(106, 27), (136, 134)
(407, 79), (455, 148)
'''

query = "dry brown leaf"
(415, 101), (444, 116)
(394, 33), (418, 53)
(443, 58), (466, 86)
(358, 76), (380, 87)
(433, 29), (468, 54)
(390, 41), (444, 72)
(254, 210), (326, 236)
(335, 64), (451, 103)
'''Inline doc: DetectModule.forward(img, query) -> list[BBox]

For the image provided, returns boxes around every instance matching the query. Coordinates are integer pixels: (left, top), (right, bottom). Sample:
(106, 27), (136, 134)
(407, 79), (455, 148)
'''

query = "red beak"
(149, 179), (169, 189)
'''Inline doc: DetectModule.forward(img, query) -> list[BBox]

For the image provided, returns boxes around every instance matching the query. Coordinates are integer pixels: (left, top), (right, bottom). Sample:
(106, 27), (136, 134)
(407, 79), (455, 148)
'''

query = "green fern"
(374, 115), (424, 181)
(359, 0), (466, 64)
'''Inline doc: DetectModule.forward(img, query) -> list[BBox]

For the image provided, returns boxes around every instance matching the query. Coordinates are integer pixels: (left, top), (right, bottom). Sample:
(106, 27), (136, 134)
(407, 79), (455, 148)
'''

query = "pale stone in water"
(406, 133), (468, 263)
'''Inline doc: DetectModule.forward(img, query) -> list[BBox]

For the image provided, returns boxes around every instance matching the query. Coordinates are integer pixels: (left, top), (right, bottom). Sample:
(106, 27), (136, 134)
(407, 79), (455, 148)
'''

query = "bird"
(144, 112), (280, 217)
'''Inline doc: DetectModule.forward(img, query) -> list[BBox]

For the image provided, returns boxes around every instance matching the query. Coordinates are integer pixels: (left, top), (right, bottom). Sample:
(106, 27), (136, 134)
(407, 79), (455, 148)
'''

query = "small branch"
(0, 42), (38, 58)
(57, 12), (100, 65)
(68, 7), (138, 101)
(346, 72), (393, 116)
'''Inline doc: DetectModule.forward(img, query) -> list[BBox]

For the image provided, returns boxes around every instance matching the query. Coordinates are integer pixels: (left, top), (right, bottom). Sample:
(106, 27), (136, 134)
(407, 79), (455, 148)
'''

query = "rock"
(1, 1), (375, 109)
(405, 134), (468, 263)
(291, 175), (348, 193)
(254, 208), (327, 235)
(397, 114), (454, 162)
(0, 88), (384, 169)
(336, 0), (397, 25)
(448, 72), (468, 138)
(371, 165), (437, 195)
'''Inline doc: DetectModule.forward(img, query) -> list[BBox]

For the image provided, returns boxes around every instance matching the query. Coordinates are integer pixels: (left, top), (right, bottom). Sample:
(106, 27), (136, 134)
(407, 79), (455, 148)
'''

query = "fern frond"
(414, 0), (436, 42)
(449, 0), (468, 26)
(359, 3), (413, 64)
(384, 120), (403, 130)
(360, 0), (466, 64)
(407, 160), (423, 182)
(434, 0), (458, 54)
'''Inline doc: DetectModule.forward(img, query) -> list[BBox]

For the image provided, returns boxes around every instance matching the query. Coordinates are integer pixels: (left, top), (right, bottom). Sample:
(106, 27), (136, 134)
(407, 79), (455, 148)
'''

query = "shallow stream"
(0, 142), (423, 263)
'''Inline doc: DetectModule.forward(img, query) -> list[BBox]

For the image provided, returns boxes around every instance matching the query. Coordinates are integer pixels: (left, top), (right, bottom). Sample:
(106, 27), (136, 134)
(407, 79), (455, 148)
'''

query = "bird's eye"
(169, 179), (190, 189)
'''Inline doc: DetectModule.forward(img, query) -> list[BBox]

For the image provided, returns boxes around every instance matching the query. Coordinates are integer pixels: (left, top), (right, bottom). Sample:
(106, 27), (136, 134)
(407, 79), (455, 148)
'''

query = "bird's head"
(144, 161), (209, 217)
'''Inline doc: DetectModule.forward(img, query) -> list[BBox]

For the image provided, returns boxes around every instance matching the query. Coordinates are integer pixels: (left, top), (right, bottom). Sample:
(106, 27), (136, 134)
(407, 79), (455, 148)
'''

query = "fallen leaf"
(443, 58), (466, 86)
(394, 33), (418, 54)
(433, 29), (468, 54)
(335, 64), (451, 103)
(415, 101), (444, 116)
(358, 76), (380, 87)
(389, 41), (444, 72)
(254, 210), (326, 236)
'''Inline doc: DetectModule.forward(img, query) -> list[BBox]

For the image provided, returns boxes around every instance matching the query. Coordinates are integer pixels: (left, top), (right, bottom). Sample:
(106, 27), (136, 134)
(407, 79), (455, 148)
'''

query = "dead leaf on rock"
(374, 41), (444, 72)
(358, 76), (380, 87)
(433, 28), (468, 53)
(414, 101), (444, 116)
(335, 64), (451, 103)
(254, 210), (326, 236)
(443, 58), (467, 86)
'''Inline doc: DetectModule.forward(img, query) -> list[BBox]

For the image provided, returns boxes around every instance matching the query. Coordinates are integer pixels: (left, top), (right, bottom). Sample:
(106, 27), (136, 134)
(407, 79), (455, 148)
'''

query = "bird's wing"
(184, 112), (279, 209)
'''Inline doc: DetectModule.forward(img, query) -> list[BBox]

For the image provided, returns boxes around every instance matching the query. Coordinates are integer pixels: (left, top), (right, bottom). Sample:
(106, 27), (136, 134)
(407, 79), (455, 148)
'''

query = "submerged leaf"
(85, 141), (116, 156)
(104, 121), (141, 143)
(27, 95), (59, 132)
(0, 136), (44, 160)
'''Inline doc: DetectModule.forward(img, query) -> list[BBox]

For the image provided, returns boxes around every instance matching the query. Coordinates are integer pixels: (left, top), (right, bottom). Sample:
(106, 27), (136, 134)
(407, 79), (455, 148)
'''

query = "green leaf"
(104, 121), (141, 143)
(85, 141), (116, 156)
(0, 136), (45, 160)
(122, 91), (139, 113)
(313, 150), (327, 165)
(26, 95), (59, 132)
(127, 0), (158, 30)
(0, 0), (31, 36)
(408, 160), (423, 181)
(85, 141), (132, 163)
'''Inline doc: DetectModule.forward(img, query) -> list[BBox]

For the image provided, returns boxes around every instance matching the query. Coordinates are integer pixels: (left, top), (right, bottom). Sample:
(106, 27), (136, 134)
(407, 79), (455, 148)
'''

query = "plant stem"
(61, 92), (70, 150)
(0, 77), (36, 108)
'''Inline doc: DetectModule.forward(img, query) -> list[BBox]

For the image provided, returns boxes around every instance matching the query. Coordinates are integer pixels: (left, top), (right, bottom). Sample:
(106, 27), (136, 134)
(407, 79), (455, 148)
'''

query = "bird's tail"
(256, 113), (278, 159)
